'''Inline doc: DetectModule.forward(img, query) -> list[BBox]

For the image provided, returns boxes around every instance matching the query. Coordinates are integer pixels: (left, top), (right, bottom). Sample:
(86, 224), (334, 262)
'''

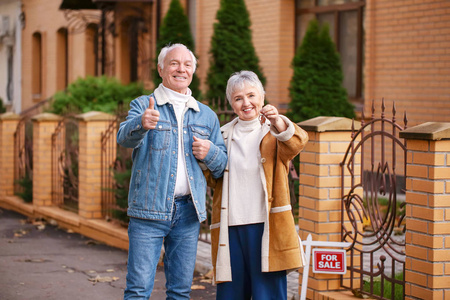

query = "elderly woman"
(206, 70), (309, 299)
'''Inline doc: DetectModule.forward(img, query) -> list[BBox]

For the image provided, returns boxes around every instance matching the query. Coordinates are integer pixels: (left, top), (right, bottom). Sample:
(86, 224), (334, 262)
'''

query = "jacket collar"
(154, 84), (200, 112)
(221, 117), (271, 141)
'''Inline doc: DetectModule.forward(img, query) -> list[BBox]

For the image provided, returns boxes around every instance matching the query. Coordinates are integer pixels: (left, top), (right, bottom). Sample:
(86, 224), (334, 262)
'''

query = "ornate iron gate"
(51, 117), (79, 212)
(340, 100), (407, 299)
(14, 117), (33, 201)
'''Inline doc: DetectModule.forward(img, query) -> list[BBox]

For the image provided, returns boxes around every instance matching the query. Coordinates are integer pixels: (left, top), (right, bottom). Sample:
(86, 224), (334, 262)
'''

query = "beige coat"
(206, 116), (309, 283)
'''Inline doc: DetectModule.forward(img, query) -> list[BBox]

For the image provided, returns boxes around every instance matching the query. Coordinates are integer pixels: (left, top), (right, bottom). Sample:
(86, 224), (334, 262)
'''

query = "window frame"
(295, 0), (365, 103)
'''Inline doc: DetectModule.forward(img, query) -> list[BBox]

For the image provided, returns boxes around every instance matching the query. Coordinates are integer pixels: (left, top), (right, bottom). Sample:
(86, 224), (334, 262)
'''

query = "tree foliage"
(154, 0), (201, 99)
(48, 76), (148, 115)
(288, 19), (355, 122)
(0, 98), (6, 113)
(206, 0), (265, 107)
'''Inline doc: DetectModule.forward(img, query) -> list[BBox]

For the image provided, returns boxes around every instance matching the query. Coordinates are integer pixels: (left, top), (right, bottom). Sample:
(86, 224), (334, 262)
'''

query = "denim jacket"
(117, 85), (227, 222)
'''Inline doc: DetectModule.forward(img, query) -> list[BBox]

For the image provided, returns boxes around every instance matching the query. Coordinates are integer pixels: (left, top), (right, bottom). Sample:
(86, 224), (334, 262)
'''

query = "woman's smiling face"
(230, 84), (264, 121)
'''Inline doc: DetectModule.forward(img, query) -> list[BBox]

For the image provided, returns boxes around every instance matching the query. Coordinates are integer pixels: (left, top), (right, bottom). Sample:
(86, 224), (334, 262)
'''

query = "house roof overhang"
(60, 0), (153, 10)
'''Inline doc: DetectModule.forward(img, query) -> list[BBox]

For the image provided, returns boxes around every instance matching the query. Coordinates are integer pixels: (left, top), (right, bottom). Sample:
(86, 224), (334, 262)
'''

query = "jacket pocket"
(150, 121), (171, 150)
(269, 206), (298, 251)
(191, 125), (211, 140)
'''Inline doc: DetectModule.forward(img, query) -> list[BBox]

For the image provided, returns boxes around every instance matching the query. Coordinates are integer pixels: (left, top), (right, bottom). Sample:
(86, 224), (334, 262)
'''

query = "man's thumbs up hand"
(142, 96), (160, 130)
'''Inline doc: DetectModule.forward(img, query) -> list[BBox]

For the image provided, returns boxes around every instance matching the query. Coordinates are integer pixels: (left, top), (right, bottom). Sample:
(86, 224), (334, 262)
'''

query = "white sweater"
(228, 118), (266, 226)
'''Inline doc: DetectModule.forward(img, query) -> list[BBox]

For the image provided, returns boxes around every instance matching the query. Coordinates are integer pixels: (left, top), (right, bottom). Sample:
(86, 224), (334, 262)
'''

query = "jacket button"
(261, 158), (266, 163)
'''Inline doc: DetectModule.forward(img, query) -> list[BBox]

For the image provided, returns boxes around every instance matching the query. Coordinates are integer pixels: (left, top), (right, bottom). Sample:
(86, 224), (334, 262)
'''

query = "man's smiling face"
(158, 46), (194, 94)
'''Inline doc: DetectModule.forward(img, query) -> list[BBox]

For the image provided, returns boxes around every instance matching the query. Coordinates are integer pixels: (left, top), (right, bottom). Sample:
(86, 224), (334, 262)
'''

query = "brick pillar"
(32, 113), (63, 206)
(297, 116), (361, 299)
(77, 111), (115, 219)
(0, 113), (21, 197)
(400, 122), (450, 300)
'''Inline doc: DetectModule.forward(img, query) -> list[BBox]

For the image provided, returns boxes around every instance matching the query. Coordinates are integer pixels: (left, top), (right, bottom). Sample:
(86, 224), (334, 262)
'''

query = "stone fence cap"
(76, 111), (115, 121)
(297, 116), (361, 132)
(399, 122), (450, 140)
(0, 112), (21, 120)
(31, 113), (63, 122)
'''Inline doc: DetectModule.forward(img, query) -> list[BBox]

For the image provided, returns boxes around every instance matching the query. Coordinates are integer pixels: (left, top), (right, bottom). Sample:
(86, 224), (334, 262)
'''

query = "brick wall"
(400, 123), (450, 299)
(364, 0), (450, 126)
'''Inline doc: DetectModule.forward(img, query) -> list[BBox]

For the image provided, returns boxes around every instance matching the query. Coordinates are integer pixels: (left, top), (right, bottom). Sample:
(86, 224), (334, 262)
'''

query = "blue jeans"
(124, 195), (201, 299)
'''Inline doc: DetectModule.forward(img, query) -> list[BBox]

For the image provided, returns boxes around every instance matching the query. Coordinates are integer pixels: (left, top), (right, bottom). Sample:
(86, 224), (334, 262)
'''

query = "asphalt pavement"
(0, 208), (216, 300)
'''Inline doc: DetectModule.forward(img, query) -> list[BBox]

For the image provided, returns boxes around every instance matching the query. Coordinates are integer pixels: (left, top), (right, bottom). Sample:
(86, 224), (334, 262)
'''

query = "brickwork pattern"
(0, 114), (21, 197)
(298, 126), (361, 299)
(31, 115), (61, 206)
(364, 0), (450, 126)
(77, 112), (115, 219)
(404, 139), (450, 299)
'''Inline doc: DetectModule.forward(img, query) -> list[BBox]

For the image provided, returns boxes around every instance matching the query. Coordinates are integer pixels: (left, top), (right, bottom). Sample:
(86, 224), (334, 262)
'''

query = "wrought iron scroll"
(14, 117), (33, 199)
(51, 117), (79, 212)
(340, 100), (407, 300)
(101, 109), (130, 226)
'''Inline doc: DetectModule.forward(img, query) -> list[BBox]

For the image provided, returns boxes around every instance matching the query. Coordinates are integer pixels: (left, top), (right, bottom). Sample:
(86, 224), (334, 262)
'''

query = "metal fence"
(340, 100), (407, 299)
(51, 116), (79, 212)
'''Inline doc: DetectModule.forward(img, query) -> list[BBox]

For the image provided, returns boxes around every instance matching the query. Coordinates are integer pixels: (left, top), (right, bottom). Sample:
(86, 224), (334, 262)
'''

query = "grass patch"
(363, 273), (404, 300)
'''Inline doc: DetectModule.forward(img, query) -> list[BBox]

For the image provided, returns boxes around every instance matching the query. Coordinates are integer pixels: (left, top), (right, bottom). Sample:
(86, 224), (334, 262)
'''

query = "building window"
(32, 32), (43, 101)
(7, 45), (14, 102)
(86, 23), (99, 77)
(295, 0), (364, 104)
(56, 28), (68, 90)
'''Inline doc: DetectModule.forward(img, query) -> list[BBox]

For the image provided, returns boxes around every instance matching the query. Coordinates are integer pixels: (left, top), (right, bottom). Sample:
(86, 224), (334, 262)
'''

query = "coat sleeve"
(269, 115), (309, 163)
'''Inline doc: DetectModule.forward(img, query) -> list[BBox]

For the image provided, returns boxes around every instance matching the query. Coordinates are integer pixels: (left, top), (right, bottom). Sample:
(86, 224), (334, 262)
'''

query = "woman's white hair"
(226, 70), (265, 104)
(158, 43), (197, 73)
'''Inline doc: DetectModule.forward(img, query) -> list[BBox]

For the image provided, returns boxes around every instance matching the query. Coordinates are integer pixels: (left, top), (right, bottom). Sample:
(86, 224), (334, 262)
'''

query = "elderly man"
(117, 43), (227, 299)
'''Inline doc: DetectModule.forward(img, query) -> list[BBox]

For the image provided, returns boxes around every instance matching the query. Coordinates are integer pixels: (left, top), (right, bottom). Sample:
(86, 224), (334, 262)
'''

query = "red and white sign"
(312, 249), (346, 274)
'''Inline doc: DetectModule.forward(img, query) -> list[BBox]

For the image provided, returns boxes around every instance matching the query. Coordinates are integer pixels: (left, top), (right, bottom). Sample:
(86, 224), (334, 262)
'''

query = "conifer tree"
(154, 0), (201, 99)
(288, 19), (355, 122)
(206, 0), (265, 108)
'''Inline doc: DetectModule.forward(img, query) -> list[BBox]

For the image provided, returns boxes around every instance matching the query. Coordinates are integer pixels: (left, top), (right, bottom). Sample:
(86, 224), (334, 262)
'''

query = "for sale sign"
(312, 249), (346, 274)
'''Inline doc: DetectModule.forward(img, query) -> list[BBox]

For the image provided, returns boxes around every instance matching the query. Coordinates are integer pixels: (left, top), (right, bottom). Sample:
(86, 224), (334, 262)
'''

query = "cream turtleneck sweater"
(228, 118), (266, 226)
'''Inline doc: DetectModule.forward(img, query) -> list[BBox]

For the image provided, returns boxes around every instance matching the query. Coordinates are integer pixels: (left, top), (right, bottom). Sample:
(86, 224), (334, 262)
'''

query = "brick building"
(17, 0), (450, 126)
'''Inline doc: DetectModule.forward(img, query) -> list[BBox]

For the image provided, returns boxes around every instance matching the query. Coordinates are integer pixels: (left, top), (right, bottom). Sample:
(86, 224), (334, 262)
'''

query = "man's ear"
(157, 66), (163, 77)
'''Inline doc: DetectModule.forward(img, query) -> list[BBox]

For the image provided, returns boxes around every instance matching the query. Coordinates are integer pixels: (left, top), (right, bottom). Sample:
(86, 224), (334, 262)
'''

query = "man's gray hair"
(226, 70), (265, 104)
(158, 43), (197, 73)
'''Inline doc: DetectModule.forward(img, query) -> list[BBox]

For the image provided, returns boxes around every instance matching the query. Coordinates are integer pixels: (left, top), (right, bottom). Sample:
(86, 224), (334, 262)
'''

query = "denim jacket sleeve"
(196, 110), (227, 179)
(117, 96), (150, 148)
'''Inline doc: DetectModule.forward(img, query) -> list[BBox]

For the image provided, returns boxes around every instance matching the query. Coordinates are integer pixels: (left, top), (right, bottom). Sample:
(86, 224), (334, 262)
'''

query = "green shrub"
(288, 19), (355, 122)
(48, 76), (149, 115)
(0, 98), (6, 113)
(110, 157), (132, 224)
(206, 0), (266, 108)
(15, 171), (33, 203)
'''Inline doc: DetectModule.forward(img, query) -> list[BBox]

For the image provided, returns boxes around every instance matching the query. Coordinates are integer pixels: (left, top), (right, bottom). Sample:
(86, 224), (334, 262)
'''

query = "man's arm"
(117, 96), (154, 148)
(192, 116), (227, 179)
